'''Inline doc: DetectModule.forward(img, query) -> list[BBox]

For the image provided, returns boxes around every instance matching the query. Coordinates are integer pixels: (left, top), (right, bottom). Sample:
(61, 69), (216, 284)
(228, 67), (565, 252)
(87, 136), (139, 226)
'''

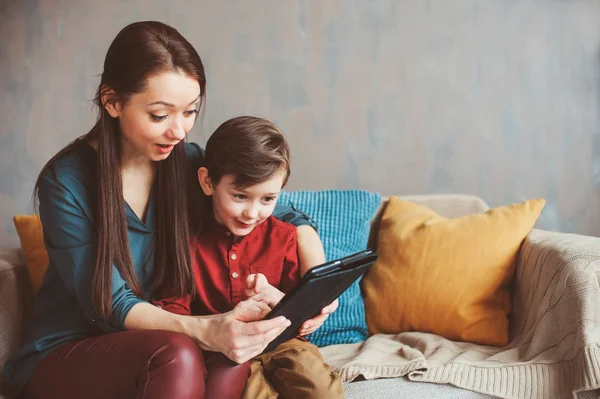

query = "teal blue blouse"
(4, 141), (315, 394)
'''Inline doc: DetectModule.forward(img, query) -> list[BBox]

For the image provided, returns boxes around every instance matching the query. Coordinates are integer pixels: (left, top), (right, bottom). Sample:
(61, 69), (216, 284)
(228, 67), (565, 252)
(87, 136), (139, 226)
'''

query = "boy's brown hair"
(189, 116), (291, 235)
(204, 116), (291, 188)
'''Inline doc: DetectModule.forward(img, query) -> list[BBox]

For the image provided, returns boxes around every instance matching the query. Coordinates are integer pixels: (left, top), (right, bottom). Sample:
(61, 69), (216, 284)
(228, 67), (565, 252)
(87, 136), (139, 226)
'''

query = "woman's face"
(107, 71), (201, 162)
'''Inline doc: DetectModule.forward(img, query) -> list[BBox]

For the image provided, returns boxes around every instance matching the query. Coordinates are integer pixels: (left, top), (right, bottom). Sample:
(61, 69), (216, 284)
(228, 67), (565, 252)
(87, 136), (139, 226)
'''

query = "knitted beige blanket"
(320, 229), (600, 399)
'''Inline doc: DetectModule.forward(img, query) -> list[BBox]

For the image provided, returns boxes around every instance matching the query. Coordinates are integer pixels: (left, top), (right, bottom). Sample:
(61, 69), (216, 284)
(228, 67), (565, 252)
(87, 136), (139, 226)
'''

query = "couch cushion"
(343, 378), (500, 399)
(362, 197), (544, 346)
(278, 190), (382, 347)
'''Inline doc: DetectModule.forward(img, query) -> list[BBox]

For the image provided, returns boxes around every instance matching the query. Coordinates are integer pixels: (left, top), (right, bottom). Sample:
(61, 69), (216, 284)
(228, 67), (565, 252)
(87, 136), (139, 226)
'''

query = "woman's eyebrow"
(147, 94), (201, 107)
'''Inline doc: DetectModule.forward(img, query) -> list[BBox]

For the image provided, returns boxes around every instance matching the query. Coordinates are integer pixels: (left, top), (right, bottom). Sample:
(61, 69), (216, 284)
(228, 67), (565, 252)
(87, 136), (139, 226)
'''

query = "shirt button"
(231, 253), (237, 260)
(232, 272), (239, 279)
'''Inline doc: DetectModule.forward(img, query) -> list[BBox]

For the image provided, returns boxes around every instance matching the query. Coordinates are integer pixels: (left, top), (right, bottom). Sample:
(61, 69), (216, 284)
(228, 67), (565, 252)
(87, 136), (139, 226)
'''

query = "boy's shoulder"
(257, 215), (297, 241)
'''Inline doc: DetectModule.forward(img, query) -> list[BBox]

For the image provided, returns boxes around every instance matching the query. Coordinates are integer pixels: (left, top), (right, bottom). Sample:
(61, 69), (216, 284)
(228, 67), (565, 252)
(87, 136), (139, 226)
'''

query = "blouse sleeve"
(38, 172), (145, 331)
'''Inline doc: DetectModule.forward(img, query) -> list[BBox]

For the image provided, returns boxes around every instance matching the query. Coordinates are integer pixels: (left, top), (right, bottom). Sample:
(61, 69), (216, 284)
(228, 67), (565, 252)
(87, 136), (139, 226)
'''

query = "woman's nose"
(167, 118), (186, 141)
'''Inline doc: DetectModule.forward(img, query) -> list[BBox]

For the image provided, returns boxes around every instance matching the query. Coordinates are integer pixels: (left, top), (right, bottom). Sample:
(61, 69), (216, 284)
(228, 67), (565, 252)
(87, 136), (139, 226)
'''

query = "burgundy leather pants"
(20, 330), (250, 399)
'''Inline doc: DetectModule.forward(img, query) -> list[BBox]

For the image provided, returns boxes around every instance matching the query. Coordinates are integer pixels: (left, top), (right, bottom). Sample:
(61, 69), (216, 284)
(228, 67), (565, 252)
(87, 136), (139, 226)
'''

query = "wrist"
(194, 314), (223, 351)
(174, 314), (215, 351)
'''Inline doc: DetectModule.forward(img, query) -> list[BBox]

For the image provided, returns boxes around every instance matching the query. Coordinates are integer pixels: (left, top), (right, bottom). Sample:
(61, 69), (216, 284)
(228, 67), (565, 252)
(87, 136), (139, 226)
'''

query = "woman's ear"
(100, 85), (122, 118)
(197, 167), (214, 196)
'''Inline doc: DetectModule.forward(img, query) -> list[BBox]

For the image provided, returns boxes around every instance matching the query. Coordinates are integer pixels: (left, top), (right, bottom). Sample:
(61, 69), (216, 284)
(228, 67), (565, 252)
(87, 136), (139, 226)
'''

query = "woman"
(4, 21), (329, 399)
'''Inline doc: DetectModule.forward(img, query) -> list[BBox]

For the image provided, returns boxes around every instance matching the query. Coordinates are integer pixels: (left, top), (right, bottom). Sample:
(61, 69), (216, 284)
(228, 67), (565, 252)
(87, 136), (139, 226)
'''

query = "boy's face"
(198, 168), (286, 237)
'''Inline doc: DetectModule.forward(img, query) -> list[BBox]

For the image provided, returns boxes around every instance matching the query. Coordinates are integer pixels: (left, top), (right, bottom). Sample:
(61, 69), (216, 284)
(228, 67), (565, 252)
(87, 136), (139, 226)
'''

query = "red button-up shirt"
(152, 216), (300, 316)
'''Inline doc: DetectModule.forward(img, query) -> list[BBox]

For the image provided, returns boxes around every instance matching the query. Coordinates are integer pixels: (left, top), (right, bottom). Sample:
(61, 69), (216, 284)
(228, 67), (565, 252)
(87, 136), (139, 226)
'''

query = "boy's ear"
(100, 85), (122, 118)
(197, 167), (214, 196)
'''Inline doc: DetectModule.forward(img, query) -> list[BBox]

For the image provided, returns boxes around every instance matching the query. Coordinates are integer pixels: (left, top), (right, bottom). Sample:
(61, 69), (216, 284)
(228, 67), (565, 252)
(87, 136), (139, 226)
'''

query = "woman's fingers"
(225, 316), (290, 363)
(229, 297), (290, 341)
(230, 321), (289, 362)
(239, 316), (290, 338)
(232, 297), (271, 321)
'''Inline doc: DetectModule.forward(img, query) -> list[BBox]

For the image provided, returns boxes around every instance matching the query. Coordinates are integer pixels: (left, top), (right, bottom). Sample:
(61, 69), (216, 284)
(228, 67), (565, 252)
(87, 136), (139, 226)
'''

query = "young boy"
(155, 116), (343, 399)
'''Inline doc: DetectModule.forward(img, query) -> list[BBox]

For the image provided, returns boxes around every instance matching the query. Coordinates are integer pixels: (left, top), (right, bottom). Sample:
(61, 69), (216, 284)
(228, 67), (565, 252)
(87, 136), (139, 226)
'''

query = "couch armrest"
(0, 249), (31, 398)
(511, 229), (600, 357)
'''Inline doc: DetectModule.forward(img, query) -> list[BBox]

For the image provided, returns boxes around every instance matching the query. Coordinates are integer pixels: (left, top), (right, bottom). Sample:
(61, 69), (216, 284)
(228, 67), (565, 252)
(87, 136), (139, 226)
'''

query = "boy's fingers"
(302, 313), (328, 330)
(255, 273), (268, 293)
(328, 299), (339, 312)
(245, 274), (256, 290)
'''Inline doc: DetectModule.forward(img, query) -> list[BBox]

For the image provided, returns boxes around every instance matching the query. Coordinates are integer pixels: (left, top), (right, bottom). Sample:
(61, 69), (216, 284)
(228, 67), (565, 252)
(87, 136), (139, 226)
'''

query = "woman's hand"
(244, 273), (285, 308)
(196, 297), (290, 363)
(299, 298), (339, 336)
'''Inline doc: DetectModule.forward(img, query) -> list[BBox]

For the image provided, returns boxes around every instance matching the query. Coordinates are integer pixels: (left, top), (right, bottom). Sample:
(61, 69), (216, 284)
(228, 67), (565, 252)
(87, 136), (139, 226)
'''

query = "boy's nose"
(244, 206), (259, 220)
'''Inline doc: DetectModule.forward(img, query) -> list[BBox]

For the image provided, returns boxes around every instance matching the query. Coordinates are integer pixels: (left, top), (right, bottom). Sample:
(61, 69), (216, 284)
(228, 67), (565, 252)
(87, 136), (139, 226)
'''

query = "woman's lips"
(156, 144), (175, 154)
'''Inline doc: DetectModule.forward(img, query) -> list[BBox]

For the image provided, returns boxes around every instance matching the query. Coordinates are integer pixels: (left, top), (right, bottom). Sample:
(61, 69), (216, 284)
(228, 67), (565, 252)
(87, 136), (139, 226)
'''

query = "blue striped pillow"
(278, 190), (382, 347)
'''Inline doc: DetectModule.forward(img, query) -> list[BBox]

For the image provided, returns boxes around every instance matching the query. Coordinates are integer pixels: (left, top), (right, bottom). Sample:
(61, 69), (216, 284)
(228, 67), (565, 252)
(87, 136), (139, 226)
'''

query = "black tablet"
(262, 249), (378, 353)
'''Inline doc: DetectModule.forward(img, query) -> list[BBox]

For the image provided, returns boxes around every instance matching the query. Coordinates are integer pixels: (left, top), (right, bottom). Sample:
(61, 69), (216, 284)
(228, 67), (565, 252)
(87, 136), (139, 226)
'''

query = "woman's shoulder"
(185, 141), (205, 168)
(40, 140), (96, 194)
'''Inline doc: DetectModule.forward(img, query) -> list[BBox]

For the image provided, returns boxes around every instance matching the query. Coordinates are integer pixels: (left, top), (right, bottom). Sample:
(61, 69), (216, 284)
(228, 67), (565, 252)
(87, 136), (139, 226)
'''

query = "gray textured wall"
(1, 0), (600, 248)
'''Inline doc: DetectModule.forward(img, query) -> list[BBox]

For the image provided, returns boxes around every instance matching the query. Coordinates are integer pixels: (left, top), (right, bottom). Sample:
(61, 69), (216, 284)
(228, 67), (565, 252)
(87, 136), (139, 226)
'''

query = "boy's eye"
(263, 196), (276, 203)
(184, 109), (199, 117)
(150, 114), (167, 122)
(233, 194), (247, 200)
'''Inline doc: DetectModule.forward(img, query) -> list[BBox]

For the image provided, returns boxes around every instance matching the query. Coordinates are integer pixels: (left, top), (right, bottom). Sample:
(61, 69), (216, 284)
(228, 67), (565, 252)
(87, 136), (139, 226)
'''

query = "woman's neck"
(120, 137), (153, 172)
(87, 137), (154, 173)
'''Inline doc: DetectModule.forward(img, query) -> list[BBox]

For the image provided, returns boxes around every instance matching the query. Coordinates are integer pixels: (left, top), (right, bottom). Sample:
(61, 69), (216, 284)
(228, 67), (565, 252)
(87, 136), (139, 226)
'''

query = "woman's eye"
(150, 114), (167, 122)
(184, 109), (199, 117)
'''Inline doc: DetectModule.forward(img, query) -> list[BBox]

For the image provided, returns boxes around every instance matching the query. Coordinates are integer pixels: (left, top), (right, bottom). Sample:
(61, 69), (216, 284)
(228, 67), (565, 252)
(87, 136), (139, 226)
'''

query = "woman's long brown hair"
(34, 21), (205, 320)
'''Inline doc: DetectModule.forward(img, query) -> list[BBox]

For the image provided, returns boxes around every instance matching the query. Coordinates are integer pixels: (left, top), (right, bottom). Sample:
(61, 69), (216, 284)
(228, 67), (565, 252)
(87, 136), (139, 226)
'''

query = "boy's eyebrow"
(147, 94), (201, 107)
(232, 188), (281, 196)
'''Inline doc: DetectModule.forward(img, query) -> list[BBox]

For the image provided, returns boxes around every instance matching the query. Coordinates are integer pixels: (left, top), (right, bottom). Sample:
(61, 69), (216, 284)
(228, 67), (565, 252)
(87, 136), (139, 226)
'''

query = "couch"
(1, 194), (599, 399)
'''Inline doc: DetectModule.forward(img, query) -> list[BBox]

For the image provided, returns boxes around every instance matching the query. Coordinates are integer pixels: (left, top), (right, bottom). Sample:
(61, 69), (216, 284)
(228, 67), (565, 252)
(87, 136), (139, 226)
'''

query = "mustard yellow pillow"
(362, 197), (545, 346)
(13, 214), (49, 296)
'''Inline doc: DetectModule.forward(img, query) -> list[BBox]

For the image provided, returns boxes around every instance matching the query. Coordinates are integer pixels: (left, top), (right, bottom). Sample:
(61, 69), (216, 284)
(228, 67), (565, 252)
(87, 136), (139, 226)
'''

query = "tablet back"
(263, 249), (377, 353)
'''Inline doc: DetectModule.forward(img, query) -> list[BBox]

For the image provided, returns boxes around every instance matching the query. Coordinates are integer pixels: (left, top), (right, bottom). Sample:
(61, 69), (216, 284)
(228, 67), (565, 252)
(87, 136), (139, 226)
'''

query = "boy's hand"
(299, 298), (339, 336)
(245, 273), (285, 308)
